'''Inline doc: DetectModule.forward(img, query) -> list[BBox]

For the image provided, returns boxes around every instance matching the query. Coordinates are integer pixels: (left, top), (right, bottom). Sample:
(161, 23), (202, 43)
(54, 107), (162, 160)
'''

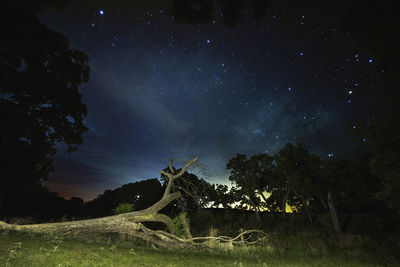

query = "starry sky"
(38, 1), (382, 200)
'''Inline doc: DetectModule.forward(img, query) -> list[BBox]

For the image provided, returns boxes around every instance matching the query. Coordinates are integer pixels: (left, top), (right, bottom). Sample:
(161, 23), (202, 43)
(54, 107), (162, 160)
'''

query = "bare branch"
(169, 159), (175, 174)
(161, 157), (198, 196)
(158, 170), (172, 178)
(172, 157), (198, 179)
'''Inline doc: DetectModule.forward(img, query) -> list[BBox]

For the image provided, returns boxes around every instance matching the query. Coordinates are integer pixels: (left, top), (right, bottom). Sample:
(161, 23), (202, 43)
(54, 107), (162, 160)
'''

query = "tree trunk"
(327, 192), (341, 234)
(0, 158), (197, 248)
(247, 197), (261, 224)
(290, 183), (312, 224)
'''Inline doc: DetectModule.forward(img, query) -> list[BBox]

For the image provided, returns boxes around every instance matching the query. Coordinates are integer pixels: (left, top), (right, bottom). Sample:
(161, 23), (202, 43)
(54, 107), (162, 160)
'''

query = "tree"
(273, 144), (381, 234)
(159, 162), (214, 217)
(1, 0), (90, 216)
(209, 184), (235, 209)
(227, 153), (275, 223)
(85, 179), (164, 218)
(0, 158), (266, 249)
(208, 184), (237, 223)
(352, 116), (400, 212)
(273, 143), (322, 223)
(342, 0), (400, 214)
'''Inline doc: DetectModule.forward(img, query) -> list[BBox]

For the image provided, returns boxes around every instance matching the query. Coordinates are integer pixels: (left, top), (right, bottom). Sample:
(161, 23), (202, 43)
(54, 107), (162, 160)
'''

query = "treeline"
(1, 134), (398, 237)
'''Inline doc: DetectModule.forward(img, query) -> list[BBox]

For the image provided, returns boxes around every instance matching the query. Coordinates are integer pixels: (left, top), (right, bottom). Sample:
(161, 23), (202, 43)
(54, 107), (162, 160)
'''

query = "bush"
(112, 203), (134, 215)
(172, 212), (191, 238)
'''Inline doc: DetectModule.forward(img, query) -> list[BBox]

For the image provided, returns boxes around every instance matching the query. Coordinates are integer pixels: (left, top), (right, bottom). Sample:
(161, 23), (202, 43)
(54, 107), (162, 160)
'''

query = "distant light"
(348, 90), (353, 94)
(354, 83), (358, 86)
(354, 54), (359, 58)
(362, 138), (367, 142)
(300, 52), (304, 56)
(353, 125), (356, 129)
(99, 10), (104, 15)
(206, 39), (211, 44)
(288, 87), (292, 91)
(368, 59), (373, 63)
(328, 153), (334, 157)
(347, 99), (352, 103)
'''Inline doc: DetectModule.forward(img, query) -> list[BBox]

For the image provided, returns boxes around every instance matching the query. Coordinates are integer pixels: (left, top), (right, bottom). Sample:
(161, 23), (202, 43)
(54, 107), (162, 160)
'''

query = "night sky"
(39, 1), (381, 200)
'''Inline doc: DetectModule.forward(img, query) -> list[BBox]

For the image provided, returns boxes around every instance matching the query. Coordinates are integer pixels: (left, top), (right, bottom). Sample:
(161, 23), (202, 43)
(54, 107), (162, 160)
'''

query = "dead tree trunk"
(0, 157), (266, 249)
(0, 158), (195, 247)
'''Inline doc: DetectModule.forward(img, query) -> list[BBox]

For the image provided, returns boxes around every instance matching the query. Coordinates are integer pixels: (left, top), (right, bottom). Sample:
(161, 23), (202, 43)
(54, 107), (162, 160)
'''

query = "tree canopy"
(1, 0), (90, 216)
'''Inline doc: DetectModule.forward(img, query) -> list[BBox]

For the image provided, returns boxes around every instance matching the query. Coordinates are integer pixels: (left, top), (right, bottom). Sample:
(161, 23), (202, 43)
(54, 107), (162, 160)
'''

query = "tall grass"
(1, 228), (397, 266)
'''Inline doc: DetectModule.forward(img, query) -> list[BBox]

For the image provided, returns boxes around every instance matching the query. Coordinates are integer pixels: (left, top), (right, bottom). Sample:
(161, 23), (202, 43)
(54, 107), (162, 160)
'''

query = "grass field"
(0, 229), (399, 267)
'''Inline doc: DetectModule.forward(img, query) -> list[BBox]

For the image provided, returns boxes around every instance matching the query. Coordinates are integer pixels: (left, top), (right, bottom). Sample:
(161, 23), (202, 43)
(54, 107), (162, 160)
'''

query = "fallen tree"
(0, 158), (266, 249)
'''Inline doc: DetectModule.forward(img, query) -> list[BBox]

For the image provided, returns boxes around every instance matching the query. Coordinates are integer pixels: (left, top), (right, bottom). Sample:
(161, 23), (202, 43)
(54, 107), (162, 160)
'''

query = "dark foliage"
(0, 0), (89, 217)
(85, 179), (164, 218)
(160, 166), (214, 217)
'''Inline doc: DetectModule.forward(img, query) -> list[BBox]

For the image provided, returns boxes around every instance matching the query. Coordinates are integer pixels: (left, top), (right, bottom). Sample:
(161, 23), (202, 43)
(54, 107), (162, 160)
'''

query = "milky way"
(39, 1), (379, 200)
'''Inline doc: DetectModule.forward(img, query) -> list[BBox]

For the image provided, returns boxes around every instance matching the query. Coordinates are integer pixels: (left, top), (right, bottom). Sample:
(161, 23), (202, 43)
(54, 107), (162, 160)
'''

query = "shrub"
(112, 203), (135, 215)
(172, 212), (191, 238)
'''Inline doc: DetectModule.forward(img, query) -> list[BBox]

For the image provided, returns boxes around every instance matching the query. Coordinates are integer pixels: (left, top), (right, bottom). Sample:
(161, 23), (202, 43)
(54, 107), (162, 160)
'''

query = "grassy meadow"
(1, 228), (399, 267)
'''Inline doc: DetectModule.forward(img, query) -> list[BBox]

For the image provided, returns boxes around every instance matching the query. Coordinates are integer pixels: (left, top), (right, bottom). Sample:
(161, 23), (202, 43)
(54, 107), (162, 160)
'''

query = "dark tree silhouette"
(85, 179), (164, 218)
(160, 165), (214, 217)
(343, 0), (400, 213)
(352, 116), (400, 212)
(1, 0), (90, 216)
(226, 153), (275, 223)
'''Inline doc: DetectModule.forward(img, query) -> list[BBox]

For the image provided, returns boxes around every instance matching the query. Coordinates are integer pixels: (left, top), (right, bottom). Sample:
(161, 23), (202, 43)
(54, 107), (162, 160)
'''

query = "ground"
(1, 229), (398, 267)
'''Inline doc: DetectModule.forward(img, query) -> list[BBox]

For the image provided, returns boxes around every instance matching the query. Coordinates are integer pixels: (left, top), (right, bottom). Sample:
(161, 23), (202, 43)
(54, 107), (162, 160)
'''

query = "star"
(38, 1), (388, 201)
